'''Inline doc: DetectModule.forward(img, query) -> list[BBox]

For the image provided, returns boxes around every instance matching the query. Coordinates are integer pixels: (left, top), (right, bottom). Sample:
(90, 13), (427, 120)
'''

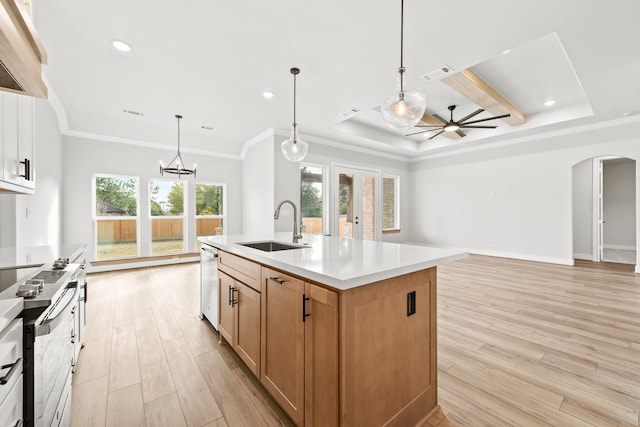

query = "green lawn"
(97, 240), (185, 260)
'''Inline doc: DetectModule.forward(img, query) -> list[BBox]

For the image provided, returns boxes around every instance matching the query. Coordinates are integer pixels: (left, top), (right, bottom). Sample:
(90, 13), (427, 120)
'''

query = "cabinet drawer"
(219, 251), (261, 291)
(0, 374), (22, 427)
(0, 319), (22, 405)
(262, 267), (304, 290)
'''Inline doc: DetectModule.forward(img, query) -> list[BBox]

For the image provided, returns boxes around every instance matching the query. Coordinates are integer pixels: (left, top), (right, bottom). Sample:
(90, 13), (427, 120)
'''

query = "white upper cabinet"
(1, 91), (35, 194)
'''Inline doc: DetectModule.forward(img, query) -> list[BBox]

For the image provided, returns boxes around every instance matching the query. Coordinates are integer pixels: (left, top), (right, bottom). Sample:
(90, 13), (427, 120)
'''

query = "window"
(383, 175), (400, 231)
(195, 182), (226, 247)
(301, 164), (326, 235)
(150, 179), (185, 255)
(94, 175), (139, 260)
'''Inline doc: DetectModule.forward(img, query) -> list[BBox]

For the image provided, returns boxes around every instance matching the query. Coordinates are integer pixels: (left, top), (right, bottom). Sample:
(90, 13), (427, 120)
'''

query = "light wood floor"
(71, 256), (640, 427)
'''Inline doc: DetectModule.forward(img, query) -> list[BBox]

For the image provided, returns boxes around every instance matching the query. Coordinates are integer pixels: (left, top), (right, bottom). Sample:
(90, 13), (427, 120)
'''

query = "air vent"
(123, 109), (144, 117)
(340, 108), (360, 118)
(423, 65), (453, 81)
(201, 125), (215, 131)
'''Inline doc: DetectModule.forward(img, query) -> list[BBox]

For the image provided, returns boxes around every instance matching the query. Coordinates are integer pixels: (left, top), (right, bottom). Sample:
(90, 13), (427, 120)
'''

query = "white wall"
(603, 158), (636, 249)
(62, 136), (242, 262)
(410, 120), (640, 267)
(0, 98), (63, 248)
(572, 159), (593, 259)
(241, 132), (275, 236)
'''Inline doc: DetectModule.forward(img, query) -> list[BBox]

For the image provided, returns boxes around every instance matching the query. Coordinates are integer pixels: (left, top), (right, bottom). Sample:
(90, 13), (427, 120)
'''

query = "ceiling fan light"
(281, 124), (309, 162)
(381, 90), (426, 130)
(444, 123), (460, 132)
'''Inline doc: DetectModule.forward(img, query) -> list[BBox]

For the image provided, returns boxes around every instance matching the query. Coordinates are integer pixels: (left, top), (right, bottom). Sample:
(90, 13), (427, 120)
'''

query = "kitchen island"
(200, 233), (466, 427)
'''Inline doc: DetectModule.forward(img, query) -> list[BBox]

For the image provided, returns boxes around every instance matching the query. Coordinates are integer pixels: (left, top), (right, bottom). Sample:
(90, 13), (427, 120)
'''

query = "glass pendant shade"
(381, 90), (426, 130)
(281, 123), (308, 162)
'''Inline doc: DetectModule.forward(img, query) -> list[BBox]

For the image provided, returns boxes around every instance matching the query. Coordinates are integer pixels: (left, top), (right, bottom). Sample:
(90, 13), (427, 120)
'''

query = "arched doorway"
(572, 157), (636, 264)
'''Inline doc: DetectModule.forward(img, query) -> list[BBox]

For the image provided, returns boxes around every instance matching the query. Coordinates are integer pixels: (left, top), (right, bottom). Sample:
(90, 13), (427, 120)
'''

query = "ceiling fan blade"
(428, 130), (445, 140)
(455, 130), (466, 137)
(459, 125), (498, 129)
(405, 129), (431, 137)
(433, 114), (447, 123)
(414, 125), (443, 128)
(461, 113), (511, 126)
(457, 109), (484, 124)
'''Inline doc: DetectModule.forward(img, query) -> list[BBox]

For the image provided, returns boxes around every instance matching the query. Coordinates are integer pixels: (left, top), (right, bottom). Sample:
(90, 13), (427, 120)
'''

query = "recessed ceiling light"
(262, 91), (274, 99)
(502, 49), (512, 55)
(544, 99), (556, 107)
(112, 39), (132, 52)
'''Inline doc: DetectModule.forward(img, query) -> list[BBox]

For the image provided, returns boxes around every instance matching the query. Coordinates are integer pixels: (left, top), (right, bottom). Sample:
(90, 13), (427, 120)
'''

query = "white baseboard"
(88, 256), (199, 273)
(468, 248), (575, 266)
(603, 244), (636, 251)
(573, 253), (593, 261)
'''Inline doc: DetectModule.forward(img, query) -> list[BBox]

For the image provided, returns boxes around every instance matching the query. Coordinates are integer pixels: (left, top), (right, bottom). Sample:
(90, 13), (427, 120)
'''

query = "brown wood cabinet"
(216, 249), (438, 426)
(218, 269), (261, 377)
(260, 267), (340, 427)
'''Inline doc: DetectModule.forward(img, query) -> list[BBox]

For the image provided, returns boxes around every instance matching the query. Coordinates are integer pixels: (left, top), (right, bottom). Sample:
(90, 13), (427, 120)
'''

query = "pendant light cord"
(293, 72), (297, 127)
(399, 0), (405, 93)
(176, 114), (182, 154)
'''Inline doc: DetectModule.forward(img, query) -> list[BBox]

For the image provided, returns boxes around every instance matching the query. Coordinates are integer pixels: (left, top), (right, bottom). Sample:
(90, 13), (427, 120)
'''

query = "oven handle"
(35, 281), (79, 337)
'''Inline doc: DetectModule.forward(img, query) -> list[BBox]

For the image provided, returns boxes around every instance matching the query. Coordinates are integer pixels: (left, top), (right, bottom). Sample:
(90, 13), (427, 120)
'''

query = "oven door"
(34, 282), (78, 427)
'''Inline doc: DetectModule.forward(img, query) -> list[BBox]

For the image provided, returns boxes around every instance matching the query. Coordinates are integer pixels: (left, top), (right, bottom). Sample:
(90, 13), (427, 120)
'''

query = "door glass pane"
(301, 166), (324, 235)
(339, 173), (354, 238)
(362, 175), (376, 241)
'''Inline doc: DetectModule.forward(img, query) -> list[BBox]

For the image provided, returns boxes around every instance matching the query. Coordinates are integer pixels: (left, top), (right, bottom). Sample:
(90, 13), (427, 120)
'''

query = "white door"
(332, 166), (381, 241)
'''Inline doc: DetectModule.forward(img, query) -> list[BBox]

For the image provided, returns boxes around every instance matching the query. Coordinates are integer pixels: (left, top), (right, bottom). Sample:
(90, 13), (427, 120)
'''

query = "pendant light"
(381, 0), (426, 130)
(160, 114), (196, 178)
(281, 67), (309, 162)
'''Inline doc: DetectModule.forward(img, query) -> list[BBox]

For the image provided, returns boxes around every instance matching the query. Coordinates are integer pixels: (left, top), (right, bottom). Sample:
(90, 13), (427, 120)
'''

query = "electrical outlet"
(407, 291), (416, 316)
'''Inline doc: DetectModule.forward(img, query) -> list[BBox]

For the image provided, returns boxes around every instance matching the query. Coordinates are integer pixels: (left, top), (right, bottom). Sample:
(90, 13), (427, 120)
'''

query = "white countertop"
(200, 233), (467, 290)
(0, 243), (87, 270)
(0, 298), (22, 333)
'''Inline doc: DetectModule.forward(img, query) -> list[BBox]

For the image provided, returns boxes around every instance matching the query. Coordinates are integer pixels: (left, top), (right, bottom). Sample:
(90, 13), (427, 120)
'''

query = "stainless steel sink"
(237, 241), (306, 252)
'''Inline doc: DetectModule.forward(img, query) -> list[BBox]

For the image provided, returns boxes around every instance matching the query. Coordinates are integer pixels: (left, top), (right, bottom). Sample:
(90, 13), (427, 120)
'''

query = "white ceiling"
(33, 0), (640, 161)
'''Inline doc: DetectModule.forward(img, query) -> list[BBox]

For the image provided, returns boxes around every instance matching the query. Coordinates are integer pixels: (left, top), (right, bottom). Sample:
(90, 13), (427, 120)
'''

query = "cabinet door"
(260, 267), (304, 427)
(17, 96), (34, 188)
(218, 271), (235, 346)
(2, 92), (20, 185)
(304, 283), (339, 427)
(235, 282), (261, 377)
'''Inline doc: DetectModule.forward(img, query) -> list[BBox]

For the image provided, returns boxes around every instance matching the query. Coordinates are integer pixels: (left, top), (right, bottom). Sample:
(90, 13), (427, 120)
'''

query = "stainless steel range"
(6, 258), (87, 427)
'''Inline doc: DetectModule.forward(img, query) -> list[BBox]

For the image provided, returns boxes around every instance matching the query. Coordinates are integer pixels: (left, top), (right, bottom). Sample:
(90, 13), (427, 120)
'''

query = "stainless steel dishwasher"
(200, 243), (219, 330)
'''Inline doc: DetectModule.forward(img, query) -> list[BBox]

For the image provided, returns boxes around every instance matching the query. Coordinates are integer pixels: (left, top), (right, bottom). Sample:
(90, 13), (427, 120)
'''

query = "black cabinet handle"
(302, 295), (310, 322)
(0, 357), (21, 385)
(269, 277), (285, 285)
(230, 287), (238, 307)
(20, 158), (31, 181)
(228, 285), (232, 306)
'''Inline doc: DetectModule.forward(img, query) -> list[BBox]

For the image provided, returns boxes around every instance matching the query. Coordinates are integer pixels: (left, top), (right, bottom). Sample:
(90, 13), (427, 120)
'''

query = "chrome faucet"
(274, 200), (303, 243)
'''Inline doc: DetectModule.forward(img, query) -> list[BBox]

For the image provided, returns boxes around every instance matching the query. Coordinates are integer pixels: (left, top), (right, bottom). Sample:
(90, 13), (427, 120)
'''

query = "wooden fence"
(97, 218), (223, 243)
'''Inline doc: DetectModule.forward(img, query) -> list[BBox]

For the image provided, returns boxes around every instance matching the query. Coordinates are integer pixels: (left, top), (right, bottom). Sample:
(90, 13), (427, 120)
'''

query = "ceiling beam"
(441, 69), (526, 126)
(417, 114), (462, 140)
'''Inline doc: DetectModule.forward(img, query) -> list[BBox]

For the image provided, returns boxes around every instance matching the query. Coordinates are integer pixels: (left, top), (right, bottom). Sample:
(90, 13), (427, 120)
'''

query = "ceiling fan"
(406, 105), (510, 140)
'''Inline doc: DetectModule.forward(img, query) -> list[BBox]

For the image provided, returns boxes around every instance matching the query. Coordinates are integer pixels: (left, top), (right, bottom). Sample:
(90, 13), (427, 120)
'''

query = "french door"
(332, 165), (381, 241)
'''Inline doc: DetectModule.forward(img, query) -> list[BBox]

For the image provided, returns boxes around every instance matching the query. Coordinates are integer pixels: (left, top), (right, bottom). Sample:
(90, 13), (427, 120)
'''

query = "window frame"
(92, 173), (140, 260)
(195, 181), (227, 238)
(382, 174), (401, 233)
(300, 162), (329, 236)
(148, 178), (187, 255)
